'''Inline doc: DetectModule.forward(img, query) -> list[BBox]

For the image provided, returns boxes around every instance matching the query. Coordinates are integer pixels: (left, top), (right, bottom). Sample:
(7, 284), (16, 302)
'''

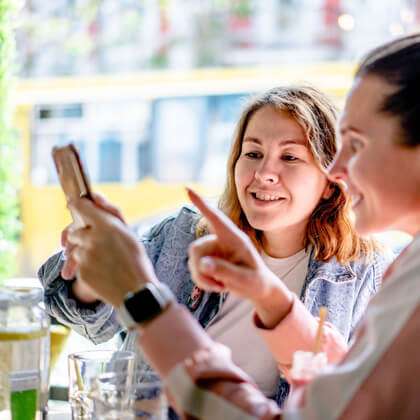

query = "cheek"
(349, 152), (377, 187)
(287, 166), (326, 197)
(234, 159), (253, 191)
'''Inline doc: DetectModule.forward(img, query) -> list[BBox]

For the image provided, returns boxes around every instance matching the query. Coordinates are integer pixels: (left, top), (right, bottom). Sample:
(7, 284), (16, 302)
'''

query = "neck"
(262, 223), (306, 258)
(396, 210), (420, 237)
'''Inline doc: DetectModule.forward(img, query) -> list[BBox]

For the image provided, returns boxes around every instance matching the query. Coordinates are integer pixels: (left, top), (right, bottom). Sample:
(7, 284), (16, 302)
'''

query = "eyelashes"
(243, 152), (300, 162)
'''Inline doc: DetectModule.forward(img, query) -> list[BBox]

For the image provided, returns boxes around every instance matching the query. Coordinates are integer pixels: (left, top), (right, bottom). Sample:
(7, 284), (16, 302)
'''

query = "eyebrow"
(339, 125), (364, 136)
(243, 136), (307, 146)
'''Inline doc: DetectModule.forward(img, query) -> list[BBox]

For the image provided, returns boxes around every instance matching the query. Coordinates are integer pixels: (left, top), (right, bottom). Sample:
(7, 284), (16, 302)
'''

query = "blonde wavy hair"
(198, 85), (374, 264)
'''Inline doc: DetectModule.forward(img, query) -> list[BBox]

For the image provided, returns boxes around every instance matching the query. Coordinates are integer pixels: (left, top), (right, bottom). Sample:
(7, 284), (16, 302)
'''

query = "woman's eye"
(244, 151), (261, 159)
(349, 138), (363, 153)
(282, 154), (298, 162)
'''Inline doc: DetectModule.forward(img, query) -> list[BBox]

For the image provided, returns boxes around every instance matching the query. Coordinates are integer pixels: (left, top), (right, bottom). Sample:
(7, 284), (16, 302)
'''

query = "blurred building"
(16, 0), (420, 77)
(13, 1), (418, 274)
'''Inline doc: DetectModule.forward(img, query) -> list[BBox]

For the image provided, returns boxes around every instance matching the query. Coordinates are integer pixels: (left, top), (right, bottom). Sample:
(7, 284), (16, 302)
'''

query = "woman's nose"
(255, 162), (279, 184)
(328, 152), (348, 184)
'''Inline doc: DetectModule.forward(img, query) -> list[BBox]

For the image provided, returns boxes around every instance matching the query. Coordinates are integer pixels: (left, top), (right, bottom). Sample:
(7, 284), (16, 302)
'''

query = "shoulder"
(385, 236), (420, 288)
(141, 205), (202, 244)
(308, 245), (394, 287)
(351, 246), (395, 290)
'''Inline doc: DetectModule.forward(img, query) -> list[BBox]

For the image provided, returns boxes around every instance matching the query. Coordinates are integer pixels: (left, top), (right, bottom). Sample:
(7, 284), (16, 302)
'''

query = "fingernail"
(199, 257), (215, 272)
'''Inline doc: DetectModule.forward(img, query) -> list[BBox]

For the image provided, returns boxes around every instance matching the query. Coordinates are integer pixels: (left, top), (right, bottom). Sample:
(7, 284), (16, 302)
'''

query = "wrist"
(71, 280), (98, 304)
(114, 258), (159, 306)
(117, 282), (174, 330)
(254, 283), (294, 329)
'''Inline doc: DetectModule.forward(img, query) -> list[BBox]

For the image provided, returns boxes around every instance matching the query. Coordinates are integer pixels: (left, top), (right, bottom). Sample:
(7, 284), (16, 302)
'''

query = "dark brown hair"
(356, 33), (420, 147)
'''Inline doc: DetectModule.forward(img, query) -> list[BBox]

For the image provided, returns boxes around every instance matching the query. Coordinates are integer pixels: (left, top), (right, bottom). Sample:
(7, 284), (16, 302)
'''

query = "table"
(47, 401), (71, 420)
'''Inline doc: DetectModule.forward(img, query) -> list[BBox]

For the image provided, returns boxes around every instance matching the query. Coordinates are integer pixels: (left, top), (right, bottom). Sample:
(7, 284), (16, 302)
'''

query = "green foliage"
(0, 0), (20, 281)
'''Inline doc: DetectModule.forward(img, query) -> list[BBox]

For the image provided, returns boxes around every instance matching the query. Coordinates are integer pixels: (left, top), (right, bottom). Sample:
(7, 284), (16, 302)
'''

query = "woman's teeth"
(253, 192), (283, 201)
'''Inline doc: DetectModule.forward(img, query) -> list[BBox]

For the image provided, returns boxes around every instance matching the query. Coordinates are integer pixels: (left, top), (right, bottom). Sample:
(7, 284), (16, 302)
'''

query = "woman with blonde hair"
(38, 85), (390, 407)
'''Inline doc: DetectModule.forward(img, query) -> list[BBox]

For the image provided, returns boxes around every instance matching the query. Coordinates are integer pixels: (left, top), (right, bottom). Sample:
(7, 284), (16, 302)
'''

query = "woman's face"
(234, 105), (329, 239)
(330, 75), (420, 236)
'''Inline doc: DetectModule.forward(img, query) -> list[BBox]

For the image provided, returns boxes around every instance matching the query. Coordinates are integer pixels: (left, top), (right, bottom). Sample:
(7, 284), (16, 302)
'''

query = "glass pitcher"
(0, 287), (50, 420)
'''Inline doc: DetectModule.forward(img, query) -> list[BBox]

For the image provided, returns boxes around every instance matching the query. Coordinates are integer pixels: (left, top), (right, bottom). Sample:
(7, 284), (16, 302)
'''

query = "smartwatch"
(117, 282), (174, 330)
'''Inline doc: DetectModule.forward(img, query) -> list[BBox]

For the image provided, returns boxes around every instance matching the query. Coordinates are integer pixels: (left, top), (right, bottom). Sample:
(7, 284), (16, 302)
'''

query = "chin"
(246, 216), (275, 232)
(247, 216), (288, 233)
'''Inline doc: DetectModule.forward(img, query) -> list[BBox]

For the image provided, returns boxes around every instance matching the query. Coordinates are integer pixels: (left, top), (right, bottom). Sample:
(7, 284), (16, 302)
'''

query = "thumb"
(199, 256), (256, 297)
(92, 192), (125, 223)
(68, 197), (107, 226)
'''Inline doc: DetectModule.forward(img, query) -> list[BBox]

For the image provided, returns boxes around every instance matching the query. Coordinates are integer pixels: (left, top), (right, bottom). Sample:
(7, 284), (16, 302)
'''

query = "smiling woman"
(333, 67), (420, 236)
(216, 86), (374, 262)
(235, 107), (330, 258)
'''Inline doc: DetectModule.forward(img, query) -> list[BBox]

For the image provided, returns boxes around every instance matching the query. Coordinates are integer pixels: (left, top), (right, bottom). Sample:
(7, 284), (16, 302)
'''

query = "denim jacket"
(38, 206), (391, 407)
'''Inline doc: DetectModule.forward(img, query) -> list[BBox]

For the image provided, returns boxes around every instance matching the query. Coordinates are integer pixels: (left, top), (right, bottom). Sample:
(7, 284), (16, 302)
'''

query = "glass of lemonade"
(68, 350), (135, 420)
(0, 287), (50, 420)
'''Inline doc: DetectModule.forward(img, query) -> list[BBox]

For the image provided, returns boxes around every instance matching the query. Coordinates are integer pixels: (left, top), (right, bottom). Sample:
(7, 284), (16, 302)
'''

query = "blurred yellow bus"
(14, 63), (355, 275)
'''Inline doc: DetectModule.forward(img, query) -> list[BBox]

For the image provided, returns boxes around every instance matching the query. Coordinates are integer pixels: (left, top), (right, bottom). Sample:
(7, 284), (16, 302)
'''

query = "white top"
(206, 248), (310, 397)
(262, 248), (310, 297)
(285, 234), (420, 420)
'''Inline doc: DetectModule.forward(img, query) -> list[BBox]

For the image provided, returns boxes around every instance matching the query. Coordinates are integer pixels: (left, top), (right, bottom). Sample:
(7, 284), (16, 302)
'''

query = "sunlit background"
(4, 0), (417, 388)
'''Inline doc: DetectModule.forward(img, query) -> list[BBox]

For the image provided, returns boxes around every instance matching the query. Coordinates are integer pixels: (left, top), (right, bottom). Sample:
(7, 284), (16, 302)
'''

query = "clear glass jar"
(0, 287), (50, 420)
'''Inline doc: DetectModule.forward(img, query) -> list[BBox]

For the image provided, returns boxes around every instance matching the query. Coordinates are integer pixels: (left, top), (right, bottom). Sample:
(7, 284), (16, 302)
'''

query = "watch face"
(125, 287), (162, 323)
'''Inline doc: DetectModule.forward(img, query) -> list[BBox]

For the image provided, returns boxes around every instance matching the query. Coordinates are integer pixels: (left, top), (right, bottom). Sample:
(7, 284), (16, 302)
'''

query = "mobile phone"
(52, 144), (93, 227)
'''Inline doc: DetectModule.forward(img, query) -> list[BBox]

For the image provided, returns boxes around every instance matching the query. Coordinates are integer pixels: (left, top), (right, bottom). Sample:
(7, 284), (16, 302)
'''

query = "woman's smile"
(249, 192), (286, 208)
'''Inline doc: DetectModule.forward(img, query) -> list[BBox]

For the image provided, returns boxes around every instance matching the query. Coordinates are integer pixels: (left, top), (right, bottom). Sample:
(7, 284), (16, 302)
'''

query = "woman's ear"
(322, 182), (335, 200)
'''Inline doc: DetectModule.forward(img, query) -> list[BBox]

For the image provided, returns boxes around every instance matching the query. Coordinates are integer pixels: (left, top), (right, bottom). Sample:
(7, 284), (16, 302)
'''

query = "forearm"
(138, 303), (282, 419)
(137, 303), (213, 376)
(255, 295), (347, 381)
(253, 281), (294, 329)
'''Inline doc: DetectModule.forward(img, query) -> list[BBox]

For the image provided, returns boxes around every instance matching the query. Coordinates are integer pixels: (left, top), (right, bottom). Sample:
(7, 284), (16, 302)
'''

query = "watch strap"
(117, 282), (174, 330)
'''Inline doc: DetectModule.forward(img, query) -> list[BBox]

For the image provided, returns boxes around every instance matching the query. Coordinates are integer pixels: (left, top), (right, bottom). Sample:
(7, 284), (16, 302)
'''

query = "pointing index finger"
(186, 188), (242, 246)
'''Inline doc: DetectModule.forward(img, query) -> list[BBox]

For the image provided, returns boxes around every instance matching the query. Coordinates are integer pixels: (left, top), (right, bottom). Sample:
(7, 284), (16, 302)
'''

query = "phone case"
(52, 144), (93, 227)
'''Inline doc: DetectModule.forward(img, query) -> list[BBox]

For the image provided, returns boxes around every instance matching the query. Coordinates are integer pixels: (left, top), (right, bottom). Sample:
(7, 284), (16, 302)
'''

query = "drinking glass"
(132, 370), (167, 419)
(91, 372), (135, 419)
(68, 350), (135, 420)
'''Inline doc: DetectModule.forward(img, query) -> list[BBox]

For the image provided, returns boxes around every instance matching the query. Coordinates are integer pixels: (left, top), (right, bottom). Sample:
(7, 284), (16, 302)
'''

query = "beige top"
(205, 248), (310, 397)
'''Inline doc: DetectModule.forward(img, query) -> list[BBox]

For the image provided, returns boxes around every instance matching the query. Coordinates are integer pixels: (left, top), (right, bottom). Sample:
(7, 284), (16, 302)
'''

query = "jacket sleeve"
(254, 249), (394, 379)
(138, 303), (282, 420)
(254, 295), (348, 382)
(348, 249), (394, 339)
(38, 250), (121, 344)
(37, 216), (176, 344)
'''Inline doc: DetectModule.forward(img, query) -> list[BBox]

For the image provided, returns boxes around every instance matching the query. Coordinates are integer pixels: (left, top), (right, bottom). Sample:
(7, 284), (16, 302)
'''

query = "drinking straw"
(314, 306), (328, 354)
(75, 359), (84, 392)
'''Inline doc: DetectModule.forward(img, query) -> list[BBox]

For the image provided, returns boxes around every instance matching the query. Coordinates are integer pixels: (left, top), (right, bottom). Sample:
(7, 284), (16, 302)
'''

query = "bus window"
(137, 135), (152, 180)
(37, 103), (83, 120)
(151, 97), (207, 182)
(99, 132), (122, 182)
(199, 93), (248, 185)
(32, 103), (85, 185)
